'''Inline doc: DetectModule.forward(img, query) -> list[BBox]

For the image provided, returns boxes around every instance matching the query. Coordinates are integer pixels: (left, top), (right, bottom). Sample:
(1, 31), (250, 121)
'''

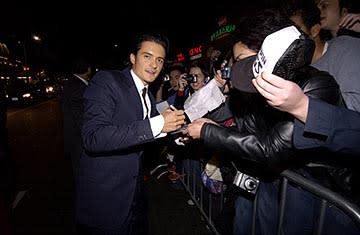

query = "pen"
(169, 105), (177, 111)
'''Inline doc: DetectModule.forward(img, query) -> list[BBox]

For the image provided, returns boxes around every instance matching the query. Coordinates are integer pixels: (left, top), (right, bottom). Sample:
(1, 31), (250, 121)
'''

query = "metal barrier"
(278, 170), (360, 235)
(180, 159), (223, 235)
(179, 159), (360, 235)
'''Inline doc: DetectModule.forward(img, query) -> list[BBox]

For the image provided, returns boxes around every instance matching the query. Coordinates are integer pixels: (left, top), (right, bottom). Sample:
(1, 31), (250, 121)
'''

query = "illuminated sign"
(188, 45), (202, 56)
(210, 24), (236, 41)
(175, 53), (185, 62)
(190, 54), (202, 61)
(188, 45), (203, 61)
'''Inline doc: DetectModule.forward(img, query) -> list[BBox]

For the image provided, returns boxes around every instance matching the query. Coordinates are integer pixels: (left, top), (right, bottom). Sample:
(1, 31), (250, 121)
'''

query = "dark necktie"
(142, 87), (149, 119)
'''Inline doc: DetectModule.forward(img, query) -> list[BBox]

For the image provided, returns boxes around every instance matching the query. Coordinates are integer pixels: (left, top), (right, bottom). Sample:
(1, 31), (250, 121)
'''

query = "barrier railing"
(180, 159), (223, 235)
(179, 159), (360, 235)
(278, 170), (360, 235)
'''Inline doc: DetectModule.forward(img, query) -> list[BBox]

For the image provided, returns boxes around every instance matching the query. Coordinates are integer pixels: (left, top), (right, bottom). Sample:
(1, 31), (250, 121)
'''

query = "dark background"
(2, 0), (282, 73)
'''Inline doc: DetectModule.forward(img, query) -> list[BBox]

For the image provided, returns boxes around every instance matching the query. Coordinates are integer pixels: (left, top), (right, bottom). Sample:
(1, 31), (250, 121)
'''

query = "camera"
(183, 74), (198, 83)
(221, 67), (231, 80)
(233, 171), (259, 194)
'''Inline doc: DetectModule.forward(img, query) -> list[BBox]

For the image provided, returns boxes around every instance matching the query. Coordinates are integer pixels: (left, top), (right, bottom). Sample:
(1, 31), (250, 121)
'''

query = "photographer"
(173, 61), (210, 110)
(154, 62), (186, 106)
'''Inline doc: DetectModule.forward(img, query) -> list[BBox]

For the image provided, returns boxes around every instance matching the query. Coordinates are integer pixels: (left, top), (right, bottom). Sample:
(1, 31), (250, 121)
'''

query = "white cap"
(252, 26), (302, 77)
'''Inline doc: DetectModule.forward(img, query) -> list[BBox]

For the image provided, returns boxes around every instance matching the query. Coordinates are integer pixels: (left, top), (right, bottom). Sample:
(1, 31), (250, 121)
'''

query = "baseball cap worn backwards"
(231, 26), (313, 93)
(252, 26), (302, 76)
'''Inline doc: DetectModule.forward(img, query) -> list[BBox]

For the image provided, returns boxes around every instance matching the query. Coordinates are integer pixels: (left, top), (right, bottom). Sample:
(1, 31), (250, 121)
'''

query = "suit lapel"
(121, 68), (145, 120)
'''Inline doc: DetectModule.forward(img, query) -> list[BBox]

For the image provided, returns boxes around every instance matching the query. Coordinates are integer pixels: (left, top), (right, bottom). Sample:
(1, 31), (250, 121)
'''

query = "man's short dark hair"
(282, 0), (321, 31)
(71, 56), (92, 74)
(131, 32), (170, 58)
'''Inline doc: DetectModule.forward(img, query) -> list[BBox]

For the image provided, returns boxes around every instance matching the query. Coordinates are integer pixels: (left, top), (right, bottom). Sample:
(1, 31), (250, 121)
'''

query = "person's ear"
(130, 53), (136, 65)
(310, 23), (321, 38)
(86, 66), (92, 79)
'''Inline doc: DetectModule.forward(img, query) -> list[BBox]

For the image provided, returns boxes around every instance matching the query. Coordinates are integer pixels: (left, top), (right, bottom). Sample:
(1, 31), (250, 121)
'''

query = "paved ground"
(8, 99), (213, 234)
(12, 165), (213, 235)
(147, 175), (213, 235)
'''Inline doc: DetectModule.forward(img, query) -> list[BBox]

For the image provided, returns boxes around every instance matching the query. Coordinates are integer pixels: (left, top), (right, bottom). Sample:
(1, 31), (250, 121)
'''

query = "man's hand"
(186, 118), (217, 139)
(252, 71), (309, 122)
(161, 109), (186, 133)
(178, 75), (188, 91)
(214, 70), (227, 88)
(339, 13), (360, 33)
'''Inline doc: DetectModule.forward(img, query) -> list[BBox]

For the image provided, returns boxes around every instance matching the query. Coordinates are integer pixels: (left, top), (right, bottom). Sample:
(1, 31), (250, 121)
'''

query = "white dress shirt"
(131, 70), (166, 138)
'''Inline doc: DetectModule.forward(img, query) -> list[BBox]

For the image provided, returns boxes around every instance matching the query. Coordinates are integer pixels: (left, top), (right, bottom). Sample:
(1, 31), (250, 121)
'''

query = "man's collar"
(73, 74), (88, 86)
(130, 70), (148, 92)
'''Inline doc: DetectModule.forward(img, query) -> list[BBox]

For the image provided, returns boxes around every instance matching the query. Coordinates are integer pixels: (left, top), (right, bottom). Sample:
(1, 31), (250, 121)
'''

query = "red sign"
(188, 45), (202, 56)
(175, 53), (185, 62)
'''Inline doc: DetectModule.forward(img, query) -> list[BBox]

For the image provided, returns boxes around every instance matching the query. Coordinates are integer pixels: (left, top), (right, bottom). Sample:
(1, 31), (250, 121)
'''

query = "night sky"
(2, 0), (281, 73)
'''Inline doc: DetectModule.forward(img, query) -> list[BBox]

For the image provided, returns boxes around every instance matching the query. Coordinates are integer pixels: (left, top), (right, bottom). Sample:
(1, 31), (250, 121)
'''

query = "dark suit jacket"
(294, 97), (360, 155)
(62, 75), (88, 178)
(76, 68), (158, 233)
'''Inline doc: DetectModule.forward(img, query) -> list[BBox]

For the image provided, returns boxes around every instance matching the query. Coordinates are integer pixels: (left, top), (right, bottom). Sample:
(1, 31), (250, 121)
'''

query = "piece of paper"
(184, 79), (226, 122)
(156, 100), (169, 113)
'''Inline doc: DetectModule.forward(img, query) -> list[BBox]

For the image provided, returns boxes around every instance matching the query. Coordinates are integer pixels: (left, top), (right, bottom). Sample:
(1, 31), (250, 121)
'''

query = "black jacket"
(201, 66), (358, 200)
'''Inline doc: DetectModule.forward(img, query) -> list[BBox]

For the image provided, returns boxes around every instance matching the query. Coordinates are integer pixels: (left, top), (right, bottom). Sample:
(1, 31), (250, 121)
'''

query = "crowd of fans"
(148, 0), (360, 234)
(1, 0), (359, 234)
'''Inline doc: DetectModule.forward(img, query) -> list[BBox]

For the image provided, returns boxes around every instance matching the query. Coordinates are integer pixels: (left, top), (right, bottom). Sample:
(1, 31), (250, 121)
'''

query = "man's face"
(130, 41), (166, 85)
(317, 0), (342, 32)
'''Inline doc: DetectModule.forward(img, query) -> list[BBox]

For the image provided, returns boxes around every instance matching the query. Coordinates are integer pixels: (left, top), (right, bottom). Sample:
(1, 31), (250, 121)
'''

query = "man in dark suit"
(62, 57), (93, 187)
(76, 33), (186, 234)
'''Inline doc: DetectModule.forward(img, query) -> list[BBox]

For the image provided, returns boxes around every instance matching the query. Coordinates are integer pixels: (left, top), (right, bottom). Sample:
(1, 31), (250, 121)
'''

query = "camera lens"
(244, 178), (258, 191)
(184, 74), (197, 83)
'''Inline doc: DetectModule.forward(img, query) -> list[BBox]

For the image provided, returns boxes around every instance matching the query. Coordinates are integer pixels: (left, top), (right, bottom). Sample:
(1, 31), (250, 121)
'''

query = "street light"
(21, 34), (41, 72)
(32, 35), (41, 42)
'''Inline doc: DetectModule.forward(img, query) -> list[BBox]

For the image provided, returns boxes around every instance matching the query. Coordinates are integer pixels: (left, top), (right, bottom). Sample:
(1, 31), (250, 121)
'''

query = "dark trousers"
(76, 169), (148, 235)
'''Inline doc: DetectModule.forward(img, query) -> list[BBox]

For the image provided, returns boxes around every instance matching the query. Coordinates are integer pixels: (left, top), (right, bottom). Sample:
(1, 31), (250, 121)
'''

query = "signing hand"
(161, 109), (186, 133)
